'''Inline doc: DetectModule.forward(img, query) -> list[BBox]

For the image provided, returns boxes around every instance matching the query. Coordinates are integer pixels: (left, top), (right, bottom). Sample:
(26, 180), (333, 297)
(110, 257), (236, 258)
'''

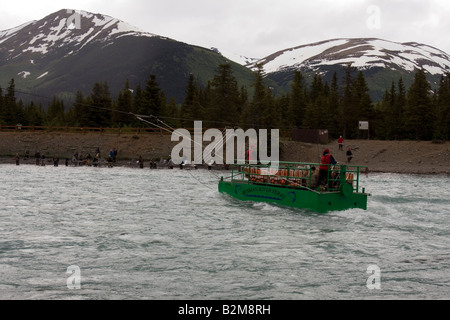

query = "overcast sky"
(2, 0), (450, 58)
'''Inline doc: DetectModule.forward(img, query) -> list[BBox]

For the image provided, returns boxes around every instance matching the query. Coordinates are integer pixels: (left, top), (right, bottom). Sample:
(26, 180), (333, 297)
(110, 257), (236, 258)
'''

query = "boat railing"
(326, 165), (364, 193)
(228, 161), (368, 194)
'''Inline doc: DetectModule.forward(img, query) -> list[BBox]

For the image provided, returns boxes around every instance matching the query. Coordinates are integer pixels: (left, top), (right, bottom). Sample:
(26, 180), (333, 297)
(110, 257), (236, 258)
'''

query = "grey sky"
(2, 0), (450, 58)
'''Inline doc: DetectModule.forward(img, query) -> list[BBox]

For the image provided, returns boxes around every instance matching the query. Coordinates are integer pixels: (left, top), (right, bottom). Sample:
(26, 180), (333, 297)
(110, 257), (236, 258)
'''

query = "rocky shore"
(0, 132), (449, 174)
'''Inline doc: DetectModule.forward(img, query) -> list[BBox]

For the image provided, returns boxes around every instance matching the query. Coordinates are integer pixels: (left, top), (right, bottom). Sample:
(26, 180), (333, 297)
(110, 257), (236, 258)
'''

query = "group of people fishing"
(71, 148), (113, 167)
(13, 148), (168, 170)
(13, 148), (118, 168)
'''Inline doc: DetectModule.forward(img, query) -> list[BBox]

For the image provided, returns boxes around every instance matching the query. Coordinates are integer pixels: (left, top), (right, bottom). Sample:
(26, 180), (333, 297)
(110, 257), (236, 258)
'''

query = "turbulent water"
(0, 164), (448, 300)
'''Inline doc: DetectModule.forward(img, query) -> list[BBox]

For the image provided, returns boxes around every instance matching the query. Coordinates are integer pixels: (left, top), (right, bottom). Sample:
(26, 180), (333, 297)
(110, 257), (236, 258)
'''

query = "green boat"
(219, 162), (370, 213)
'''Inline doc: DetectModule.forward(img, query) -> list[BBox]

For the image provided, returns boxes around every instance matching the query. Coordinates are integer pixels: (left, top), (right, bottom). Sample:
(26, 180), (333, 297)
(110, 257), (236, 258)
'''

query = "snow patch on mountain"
(18, 71), (31, 79)
(212, 48), (260, 66)
(260, 39), (348, 73)
(0, 9), (159, 60)
(0, 21), (36, 44)
(251, 38), (450, 76)
(36, 72), (49, 79)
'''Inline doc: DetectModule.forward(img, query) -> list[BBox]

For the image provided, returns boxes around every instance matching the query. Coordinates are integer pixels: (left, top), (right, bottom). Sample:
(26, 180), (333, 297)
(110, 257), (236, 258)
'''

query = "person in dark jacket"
(347, 148), (354, 163)
(35, 151), (41, 166)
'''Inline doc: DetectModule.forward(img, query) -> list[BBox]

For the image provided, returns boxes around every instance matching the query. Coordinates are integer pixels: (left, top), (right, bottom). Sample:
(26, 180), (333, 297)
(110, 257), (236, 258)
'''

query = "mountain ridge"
(0, 9), (256, 103)
(248, 38), (450, 74)
(0, 9), (159, 58)
(2, 10), (450, 103)
(241, 38), (450, 101)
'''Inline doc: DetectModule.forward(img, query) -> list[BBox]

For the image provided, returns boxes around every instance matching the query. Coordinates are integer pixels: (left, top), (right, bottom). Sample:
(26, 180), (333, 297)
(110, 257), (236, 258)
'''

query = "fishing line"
(12, 88), (300, 130)
(14, 88), (241, 175)
(135, 114), (242, 189)
(11, 88), (277, 189)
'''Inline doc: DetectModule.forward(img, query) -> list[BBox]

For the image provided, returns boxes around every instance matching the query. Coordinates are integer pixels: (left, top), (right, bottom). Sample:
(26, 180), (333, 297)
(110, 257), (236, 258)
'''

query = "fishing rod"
(11, 88), (277, 169)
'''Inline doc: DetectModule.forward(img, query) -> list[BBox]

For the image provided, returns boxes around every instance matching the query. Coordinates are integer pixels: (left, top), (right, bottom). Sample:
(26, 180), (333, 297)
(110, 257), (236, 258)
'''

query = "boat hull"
(219, 180), (368, 213)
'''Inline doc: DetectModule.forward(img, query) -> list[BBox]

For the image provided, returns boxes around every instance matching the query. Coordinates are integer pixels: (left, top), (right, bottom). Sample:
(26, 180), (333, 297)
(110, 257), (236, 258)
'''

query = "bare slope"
(0, 132), (448, 174)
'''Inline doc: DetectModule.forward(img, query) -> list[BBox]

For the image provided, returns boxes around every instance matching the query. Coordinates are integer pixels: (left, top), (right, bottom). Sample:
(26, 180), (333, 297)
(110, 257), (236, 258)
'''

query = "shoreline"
(1, 156), (448, 176)
(0, 132), (449, 175)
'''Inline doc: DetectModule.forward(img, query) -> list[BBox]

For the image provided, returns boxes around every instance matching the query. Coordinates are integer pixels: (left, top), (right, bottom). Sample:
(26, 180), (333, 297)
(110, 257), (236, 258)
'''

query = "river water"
(0, 164), (448, 300)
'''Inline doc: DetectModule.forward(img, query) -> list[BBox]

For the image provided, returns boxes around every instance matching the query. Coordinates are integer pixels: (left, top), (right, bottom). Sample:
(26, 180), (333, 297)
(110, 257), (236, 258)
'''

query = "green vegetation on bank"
(0, 64), (449, 141)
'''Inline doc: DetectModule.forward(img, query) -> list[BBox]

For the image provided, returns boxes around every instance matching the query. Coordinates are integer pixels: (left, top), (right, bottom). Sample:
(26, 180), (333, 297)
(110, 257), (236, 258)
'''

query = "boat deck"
(219, 161), (370, 213)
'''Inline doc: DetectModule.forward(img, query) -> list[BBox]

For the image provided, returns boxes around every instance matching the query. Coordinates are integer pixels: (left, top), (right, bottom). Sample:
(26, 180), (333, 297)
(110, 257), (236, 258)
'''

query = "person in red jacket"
(338, 136), (344, 151)
(246, 144), (257, 164)
(319, 149), (337, 186)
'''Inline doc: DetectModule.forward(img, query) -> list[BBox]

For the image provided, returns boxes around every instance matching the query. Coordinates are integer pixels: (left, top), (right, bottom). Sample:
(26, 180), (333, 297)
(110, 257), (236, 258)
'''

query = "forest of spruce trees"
(0, 63), (449, 141)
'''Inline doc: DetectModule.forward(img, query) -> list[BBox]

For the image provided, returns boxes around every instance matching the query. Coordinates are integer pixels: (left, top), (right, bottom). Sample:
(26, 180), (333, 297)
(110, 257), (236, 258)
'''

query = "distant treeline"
(0, 64), (449, 141)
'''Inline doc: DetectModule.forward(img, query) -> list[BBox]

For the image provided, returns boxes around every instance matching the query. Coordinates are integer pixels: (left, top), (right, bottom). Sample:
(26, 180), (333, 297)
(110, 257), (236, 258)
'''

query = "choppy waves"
(0, 165), (448, 299)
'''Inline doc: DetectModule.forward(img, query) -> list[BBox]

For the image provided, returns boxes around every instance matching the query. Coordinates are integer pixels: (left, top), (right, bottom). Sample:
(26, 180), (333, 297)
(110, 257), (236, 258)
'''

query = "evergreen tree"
(72, 91), (88, 127)
(210, 63), (240, 126)
(23, 102), (45, 126)
(338, 66), (373, 139)
(249, 65), (268, 127)
(237, 86), (250, 127)
(47, 97), (65, 126)
(181, 74), (204, 126)
(353, 71), (374, 137)
(377, 77), (407, 140)
(354, 71), (374, 118)
(159, 90), (168, 123)
(89, 82), (112, 127)
(15, 99), (25, 126)
(163, 98), (180, 128)
(141, 75), (162, 117)
(240, 64), (277, 129)
(393, 78), (406, 139)
(65, 105), (76, 127)
(309, 74), (324, 104)
(276, 93), (291, 129)
(131, 84), (144, 127)
(288, 71), (307, 127)
(261, 85), (277, 129)
(304, 74), (330, 129)
(304, 96), (328, 129)
(340, 65), (357, 138)
(404, 69), (434, 140)
(113, 79), (134, 127)
(3, 79), (19, 125)
(435, 73), (450, 140)
(327, 72), (341, 137)
(376, 89), (390, 139)
(199, 81), (214, 123)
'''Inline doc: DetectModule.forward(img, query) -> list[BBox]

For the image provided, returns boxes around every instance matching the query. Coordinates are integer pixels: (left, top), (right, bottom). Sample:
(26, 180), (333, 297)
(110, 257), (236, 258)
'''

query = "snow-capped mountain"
(0, 9), (157, 59)
(251, 38), (450, 75)
(249, 38), (450, 101)
(2, 9), (450, 103)
(0, 9), (254, 103)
